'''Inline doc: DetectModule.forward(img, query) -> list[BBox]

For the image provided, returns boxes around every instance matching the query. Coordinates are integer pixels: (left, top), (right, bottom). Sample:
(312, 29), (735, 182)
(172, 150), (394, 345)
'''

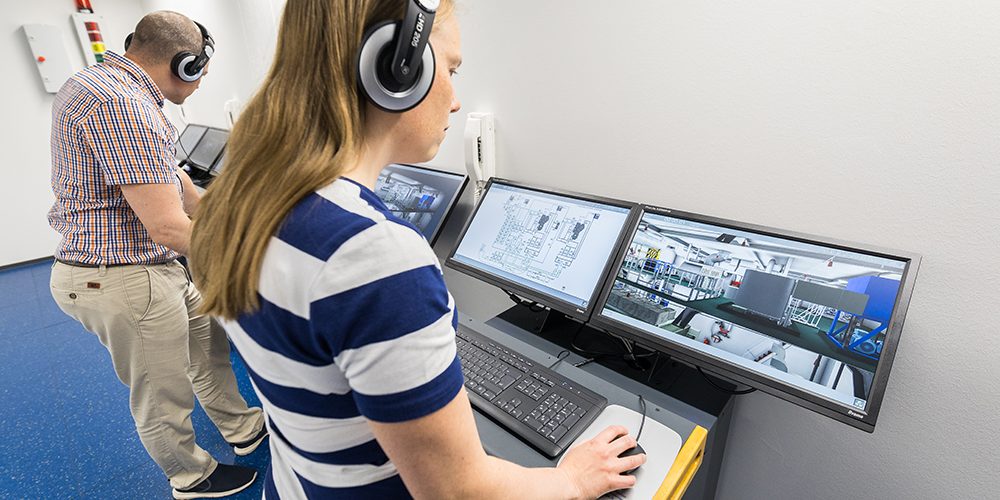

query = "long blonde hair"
(190, 0), (453, 319)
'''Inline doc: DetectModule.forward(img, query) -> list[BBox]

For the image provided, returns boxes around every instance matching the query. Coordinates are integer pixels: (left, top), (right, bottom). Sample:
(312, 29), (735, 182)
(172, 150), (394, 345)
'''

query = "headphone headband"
(389, 0), (437, 88)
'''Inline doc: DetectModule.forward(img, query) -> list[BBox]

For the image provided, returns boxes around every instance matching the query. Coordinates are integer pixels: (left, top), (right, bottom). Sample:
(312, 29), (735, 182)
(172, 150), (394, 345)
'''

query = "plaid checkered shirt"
(48, 51), (182, 266)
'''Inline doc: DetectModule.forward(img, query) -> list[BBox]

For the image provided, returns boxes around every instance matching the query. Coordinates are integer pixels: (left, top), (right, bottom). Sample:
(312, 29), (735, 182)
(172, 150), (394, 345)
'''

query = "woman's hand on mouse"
(556, 425), (647, 499)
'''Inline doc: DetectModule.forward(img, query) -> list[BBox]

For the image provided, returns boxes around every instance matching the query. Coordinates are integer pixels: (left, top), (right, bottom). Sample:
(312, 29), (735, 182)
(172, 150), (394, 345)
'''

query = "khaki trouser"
(50, 260), (264, 490)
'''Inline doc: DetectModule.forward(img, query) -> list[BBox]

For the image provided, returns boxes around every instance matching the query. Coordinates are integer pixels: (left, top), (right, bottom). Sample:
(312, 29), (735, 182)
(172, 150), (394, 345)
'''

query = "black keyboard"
(456, 328), (607, 457)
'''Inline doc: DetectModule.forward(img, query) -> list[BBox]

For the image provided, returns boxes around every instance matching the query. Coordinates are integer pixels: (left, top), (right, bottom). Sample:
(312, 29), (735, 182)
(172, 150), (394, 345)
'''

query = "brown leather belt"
(55, 259), (176, 268)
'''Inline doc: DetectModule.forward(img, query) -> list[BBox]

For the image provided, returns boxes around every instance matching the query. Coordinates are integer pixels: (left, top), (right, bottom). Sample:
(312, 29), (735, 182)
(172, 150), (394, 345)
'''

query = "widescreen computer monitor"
(590, 206), (920, 432)
(446, 179), (636, 321)
(374, 164), (469, 245)
(174, 124), (207, 162)
(187, 128), (228, 171)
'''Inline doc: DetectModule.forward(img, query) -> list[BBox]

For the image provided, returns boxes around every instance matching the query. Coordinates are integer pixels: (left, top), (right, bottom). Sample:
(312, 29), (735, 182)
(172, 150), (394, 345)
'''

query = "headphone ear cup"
(171, 52), (202, 82)
(357, 21), (436, 113)
(124, 33), (133, 51)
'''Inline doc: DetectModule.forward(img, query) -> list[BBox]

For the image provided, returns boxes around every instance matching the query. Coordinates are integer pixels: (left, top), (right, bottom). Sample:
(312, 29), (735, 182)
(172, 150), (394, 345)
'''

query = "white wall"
(1, 0), (145, 265)
(440, 1), (1000, 498)
(1, 0), (285, 267)
(139, 0), (286, 129)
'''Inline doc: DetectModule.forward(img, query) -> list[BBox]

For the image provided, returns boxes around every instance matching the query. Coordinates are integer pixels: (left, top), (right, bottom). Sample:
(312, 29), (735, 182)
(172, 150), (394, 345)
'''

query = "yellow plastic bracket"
(653, 425), (708, 500)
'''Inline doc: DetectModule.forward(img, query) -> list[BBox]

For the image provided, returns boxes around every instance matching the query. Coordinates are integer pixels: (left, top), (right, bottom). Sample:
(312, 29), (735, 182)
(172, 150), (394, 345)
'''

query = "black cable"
(645, 353), (662, 384)
(696, 366), (758, 395)
(635, 394), (647, 443)
(547, 350), (570, 369)
(570, 324), (630, 357)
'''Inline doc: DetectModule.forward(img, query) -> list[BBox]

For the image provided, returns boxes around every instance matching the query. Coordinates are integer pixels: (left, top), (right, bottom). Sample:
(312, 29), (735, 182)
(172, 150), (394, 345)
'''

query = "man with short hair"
(48, 11), (266, 499)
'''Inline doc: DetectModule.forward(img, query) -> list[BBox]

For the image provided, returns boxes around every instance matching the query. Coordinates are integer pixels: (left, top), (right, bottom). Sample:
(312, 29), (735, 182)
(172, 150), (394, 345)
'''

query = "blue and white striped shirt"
(223, 178), (464, 499)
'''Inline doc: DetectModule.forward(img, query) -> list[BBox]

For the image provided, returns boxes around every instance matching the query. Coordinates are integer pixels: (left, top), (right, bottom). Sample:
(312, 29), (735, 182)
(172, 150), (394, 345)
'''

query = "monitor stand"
(493, 305), (734, 419)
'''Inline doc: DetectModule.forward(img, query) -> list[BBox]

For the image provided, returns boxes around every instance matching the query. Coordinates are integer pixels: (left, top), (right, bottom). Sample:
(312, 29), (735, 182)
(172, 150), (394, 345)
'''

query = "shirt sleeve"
(313, 220), (464, 423)
(82, 98), (177, 186)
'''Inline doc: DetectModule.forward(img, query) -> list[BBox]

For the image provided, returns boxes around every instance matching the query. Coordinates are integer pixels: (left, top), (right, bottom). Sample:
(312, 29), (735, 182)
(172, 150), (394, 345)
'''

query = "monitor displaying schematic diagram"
(447, 179), (635, 319)
(374, 164), (468, 245)
(590, 206), (920, 432)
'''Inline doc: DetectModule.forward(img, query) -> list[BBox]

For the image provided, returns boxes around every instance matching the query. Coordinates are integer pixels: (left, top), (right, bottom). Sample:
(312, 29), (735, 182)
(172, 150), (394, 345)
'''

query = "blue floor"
(0, 260), (268, 499)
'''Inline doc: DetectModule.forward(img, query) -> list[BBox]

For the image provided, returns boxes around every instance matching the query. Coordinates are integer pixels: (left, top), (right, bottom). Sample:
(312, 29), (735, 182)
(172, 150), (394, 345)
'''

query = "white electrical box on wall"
(22, 24), (76, 94)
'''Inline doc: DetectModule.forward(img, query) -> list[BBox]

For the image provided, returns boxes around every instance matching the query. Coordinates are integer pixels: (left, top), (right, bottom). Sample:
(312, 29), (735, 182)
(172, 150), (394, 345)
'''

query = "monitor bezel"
(186, 126), (229, 172)
(445, 178), (639, 322)
(174, 124), (208, 162)
(379, 163), (470, 246)
(209, 151), (225, 177)
(588, 204), (921, 432)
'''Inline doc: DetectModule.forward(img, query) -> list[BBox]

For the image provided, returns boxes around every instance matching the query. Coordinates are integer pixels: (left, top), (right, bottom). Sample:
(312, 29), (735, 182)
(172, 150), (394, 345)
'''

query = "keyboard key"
(551, 425), (569, 442)
(565, 414), (581, 428)
(456, 328), (608, 458)
(482, 380), (503, 395)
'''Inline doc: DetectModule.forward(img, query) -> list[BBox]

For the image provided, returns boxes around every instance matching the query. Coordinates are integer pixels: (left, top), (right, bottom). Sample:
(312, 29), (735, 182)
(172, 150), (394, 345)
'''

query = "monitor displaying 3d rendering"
(590, 207), (919, 431)
(174, 124), (207, 162)
(374, 164), (468, 245)
(447, 179), (635, 319)
(187, 128), (228, 171)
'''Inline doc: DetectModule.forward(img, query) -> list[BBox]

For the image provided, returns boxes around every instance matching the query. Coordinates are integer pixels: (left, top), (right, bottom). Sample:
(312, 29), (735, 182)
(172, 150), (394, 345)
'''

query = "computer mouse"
(616, 439), (645, 475)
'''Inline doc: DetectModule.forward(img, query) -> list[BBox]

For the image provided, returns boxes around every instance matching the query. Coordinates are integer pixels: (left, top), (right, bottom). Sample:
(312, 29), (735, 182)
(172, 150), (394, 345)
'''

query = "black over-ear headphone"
(125, 20), (215, 83)
(357, 0), (438, 112)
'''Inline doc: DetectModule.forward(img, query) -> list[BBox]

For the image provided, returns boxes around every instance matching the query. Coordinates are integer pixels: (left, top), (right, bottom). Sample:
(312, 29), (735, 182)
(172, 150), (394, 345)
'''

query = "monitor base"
(494, 305), (735, 417)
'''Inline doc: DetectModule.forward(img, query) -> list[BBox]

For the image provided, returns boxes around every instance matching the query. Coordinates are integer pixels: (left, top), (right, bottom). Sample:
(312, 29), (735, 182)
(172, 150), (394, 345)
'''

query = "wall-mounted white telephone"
(464, 112), (495, 202)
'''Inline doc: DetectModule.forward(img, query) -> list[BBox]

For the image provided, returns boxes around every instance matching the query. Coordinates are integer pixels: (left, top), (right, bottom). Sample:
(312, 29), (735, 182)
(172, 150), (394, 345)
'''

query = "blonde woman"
(190, 1), (644, 498)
